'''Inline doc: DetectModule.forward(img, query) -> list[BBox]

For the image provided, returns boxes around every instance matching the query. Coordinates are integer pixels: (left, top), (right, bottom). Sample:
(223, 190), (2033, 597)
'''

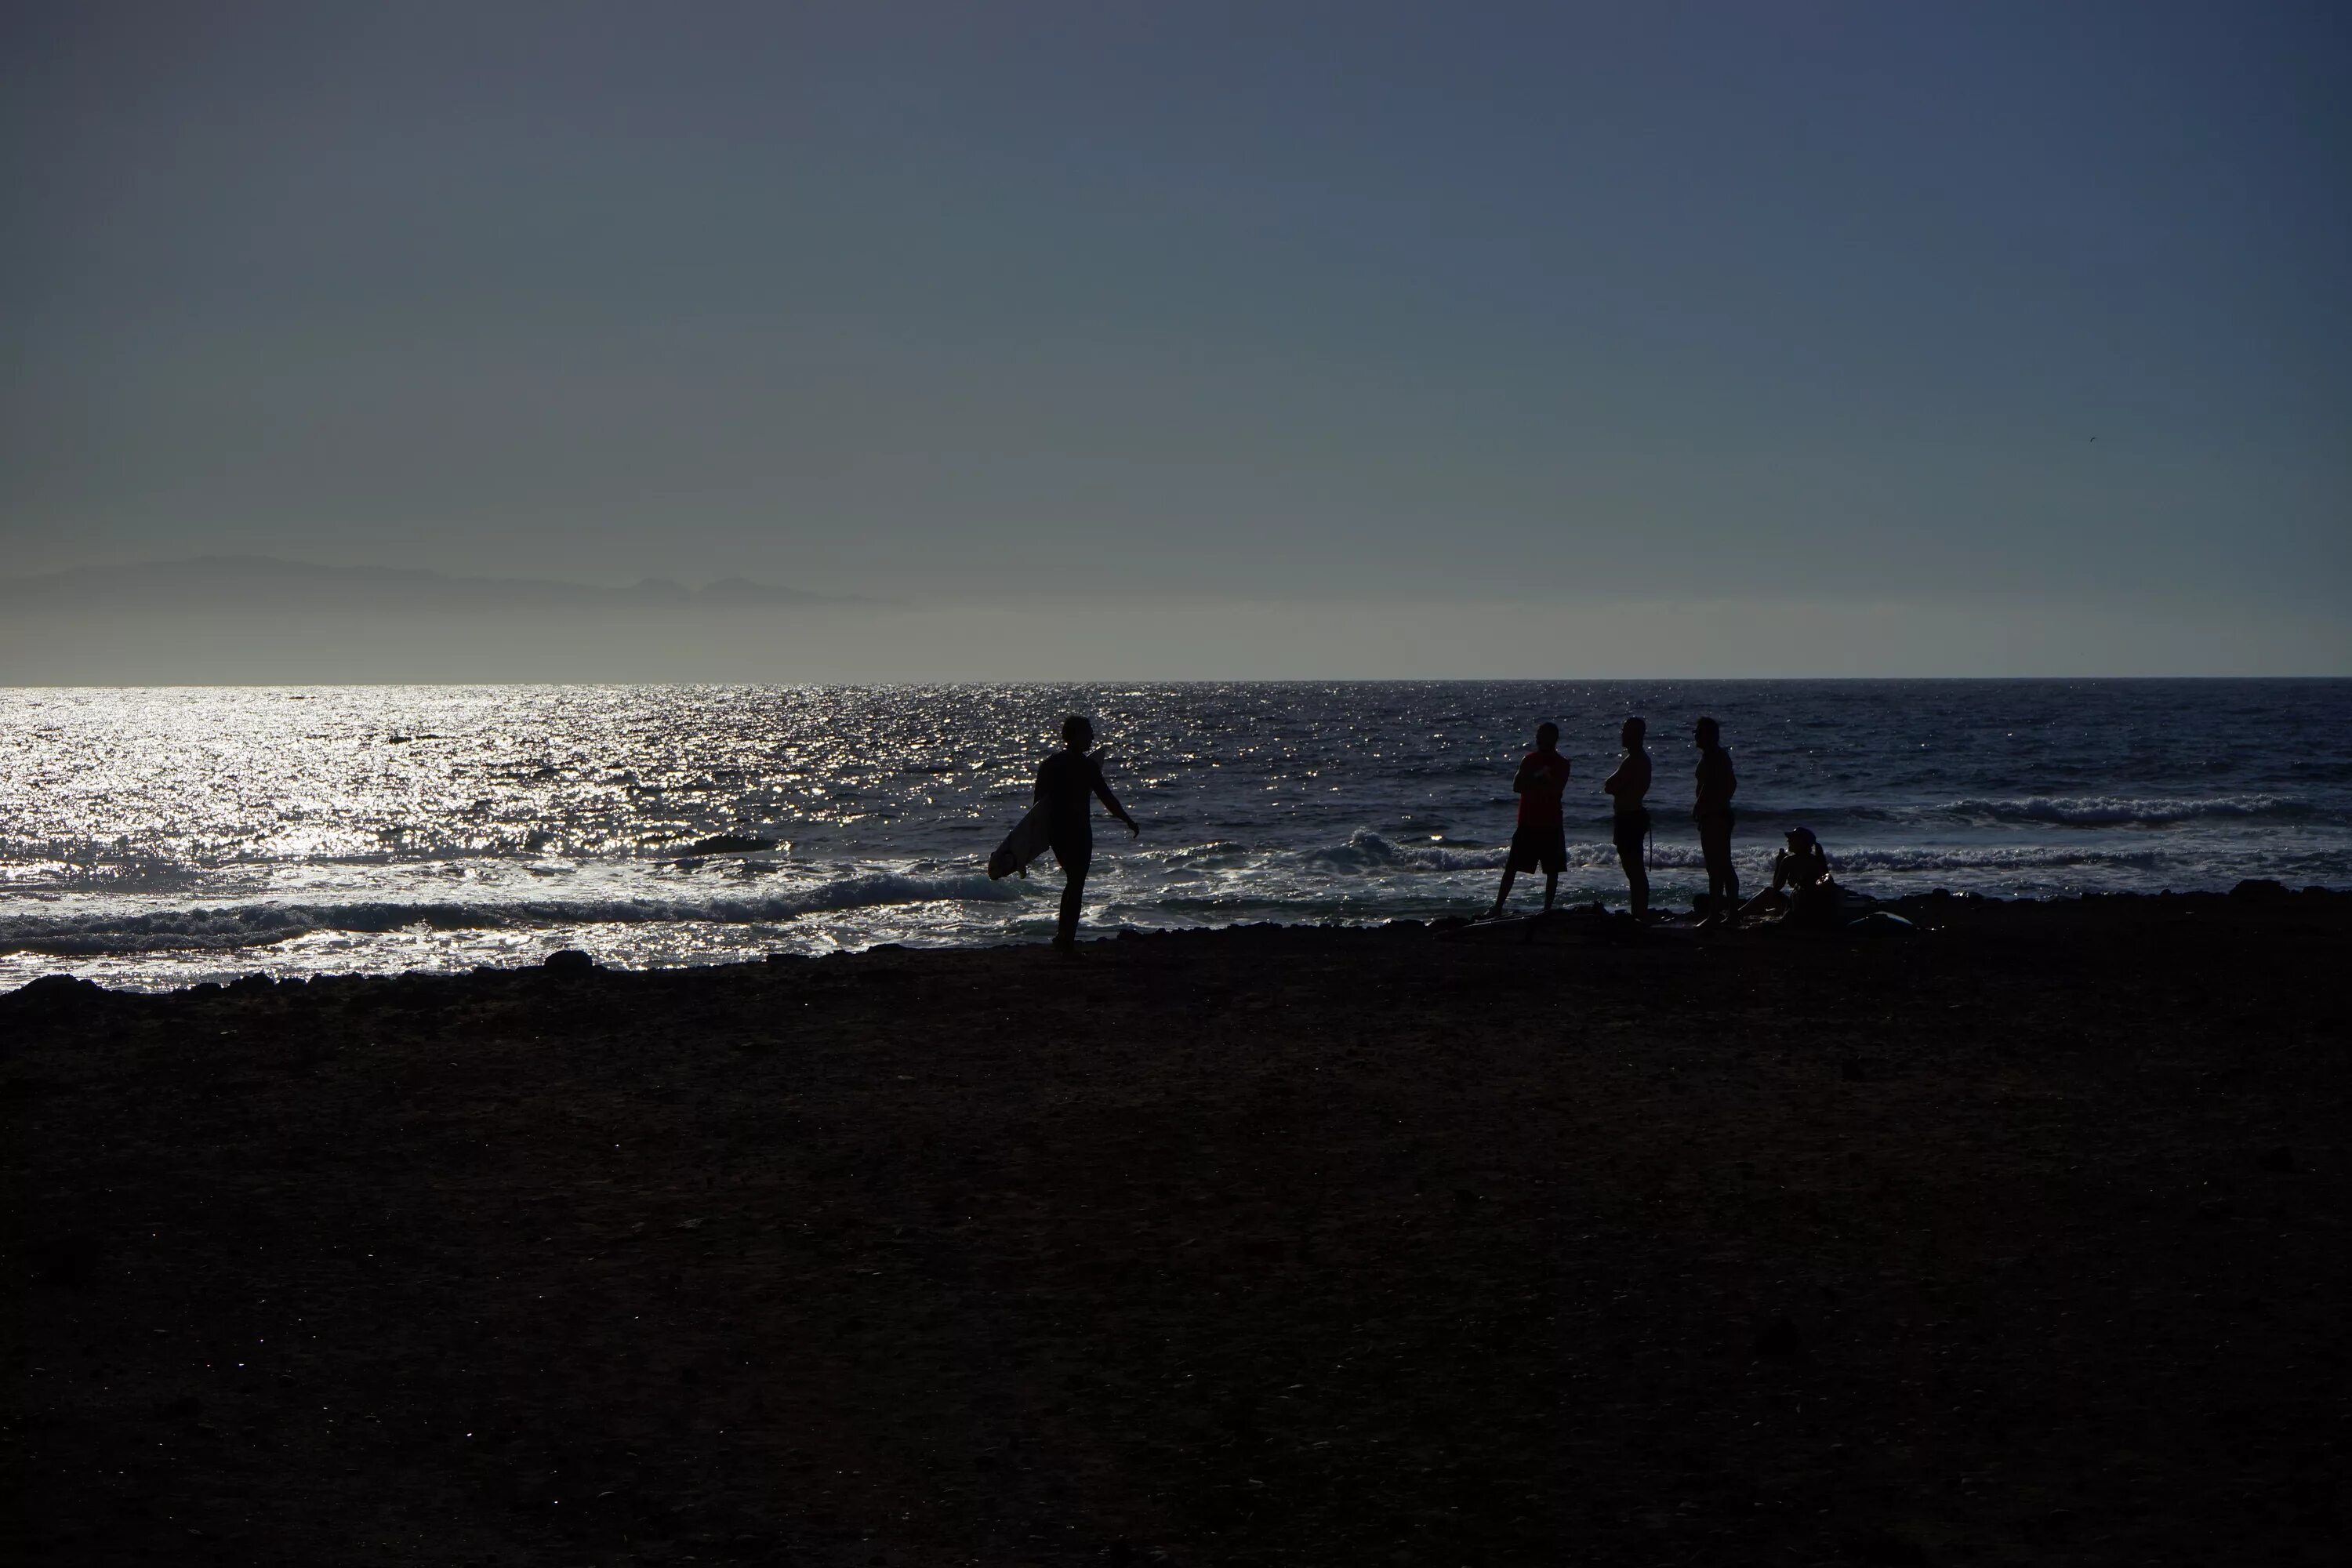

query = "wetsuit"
(1034, 749), (1124, 944)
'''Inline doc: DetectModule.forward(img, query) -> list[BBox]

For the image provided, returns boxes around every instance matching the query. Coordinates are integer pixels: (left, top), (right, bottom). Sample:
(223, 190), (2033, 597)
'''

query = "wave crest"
(1301, 828), (1511, 873)
(0, 872), (1019, 956)
(1943, 794), (2307, 826)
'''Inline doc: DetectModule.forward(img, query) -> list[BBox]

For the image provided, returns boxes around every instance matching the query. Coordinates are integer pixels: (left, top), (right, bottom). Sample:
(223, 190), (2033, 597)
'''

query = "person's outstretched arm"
(1091, 760), (1139, 836)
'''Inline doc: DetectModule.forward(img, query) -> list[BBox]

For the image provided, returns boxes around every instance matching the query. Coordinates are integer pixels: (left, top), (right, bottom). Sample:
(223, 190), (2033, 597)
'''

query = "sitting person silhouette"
(1739, 825), (1839, 927)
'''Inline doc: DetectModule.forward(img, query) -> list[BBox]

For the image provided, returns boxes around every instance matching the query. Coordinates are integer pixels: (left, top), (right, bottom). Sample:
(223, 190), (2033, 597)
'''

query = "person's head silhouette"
(1536, 721), (1559, 751)
(1695, 716), (1721, 750)
(1622, 716), (1646, 750)
(1061, 713), (1094, 750)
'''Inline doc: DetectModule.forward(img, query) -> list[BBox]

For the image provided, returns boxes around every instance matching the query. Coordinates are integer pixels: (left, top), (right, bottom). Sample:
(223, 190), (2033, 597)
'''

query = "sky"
(2, 1), (2347, 677)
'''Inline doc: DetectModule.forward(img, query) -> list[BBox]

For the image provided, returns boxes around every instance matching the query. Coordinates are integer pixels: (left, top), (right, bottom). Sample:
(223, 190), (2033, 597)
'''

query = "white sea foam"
(1301, 828), (1512, 873)
(1941, 794), (2308, 826)
(0, 872), (1018, 956)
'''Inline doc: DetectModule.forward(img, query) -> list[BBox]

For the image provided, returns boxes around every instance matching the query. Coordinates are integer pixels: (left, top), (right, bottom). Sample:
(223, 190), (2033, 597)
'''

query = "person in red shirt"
(1488, 721), (1572, 918)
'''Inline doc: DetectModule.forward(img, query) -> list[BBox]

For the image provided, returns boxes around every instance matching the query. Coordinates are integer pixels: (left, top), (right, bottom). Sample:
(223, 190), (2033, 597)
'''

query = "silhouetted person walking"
(1489, 722), (1571, 918)
(1602, 716), (1653, 920)
(1693, 715), (1738, 924)
(1035, 714), (1138, 950)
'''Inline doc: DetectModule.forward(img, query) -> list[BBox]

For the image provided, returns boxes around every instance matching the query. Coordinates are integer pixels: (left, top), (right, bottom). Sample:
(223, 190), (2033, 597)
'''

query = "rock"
(227, 974), (276, 994)
(543, 949), (597, 973)
(2230, 877), (2289, 901)
(7, 973), (104, 1011)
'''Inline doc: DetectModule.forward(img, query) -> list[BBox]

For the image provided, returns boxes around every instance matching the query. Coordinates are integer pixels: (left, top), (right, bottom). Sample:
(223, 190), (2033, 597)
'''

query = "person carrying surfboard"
(1033, 714), (1138, 950)
(1487, 722), (1571, 920)
(1602, 715), (1653, 921)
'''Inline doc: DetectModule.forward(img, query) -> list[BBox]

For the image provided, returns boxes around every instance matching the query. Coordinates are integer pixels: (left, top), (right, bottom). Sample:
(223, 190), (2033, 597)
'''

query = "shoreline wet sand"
(9, 890), (2347, 1565)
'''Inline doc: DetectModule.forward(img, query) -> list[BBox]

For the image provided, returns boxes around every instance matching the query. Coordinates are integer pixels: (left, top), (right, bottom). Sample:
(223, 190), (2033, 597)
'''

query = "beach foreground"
(9, 892), (2347, 1566)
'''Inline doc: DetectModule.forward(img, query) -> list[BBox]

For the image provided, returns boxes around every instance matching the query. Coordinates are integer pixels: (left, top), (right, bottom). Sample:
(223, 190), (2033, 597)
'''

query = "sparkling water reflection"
(3, 681), (2347, 989)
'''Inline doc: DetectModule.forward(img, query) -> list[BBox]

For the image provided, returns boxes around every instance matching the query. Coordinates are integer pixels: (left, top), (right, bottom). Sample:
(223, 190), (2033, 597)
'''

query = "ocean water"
(2, 681), (2347, 991)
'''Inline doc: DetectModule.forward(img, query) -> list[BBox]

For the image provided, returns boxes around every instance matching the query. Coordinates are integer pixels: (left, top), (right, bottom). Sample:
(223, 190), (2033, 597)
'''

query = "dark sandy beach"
(8, 889), (2347, 1566)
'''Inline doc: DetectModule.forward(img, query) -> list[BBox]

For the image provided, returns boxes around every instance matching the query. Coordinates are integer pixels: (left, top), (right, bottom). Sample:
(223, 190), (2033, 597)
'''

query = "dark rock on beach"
(7, 891), (2349, 1565)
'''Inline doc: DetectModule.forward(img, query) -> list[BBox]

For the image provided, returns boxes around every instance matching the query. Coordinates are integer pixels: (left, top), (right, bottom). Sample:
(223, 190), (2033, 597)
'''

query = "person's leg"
(1615, 818), (1650, 919)
(1052, 841), (1091, 947)
(1702, 821), (1739, 923)
(1491, 830), (1524, 916)
(1490, 862), (1518, 918)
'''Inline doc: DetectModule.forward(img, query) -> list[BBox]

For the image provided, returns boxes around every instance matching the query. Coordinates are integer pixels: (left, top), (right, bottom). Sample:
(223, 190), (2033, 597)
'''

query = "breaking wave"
(1941, 794), (2309, 827)
(1301, 828), (1511, 873)
(0, 872), (1019, 957)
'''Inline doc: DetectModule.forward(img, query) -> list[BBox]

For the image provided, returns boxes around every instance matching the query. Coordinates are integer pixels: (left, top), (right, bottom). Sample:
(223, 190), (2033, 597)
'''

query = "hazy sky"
(4, 2), (2346, 675)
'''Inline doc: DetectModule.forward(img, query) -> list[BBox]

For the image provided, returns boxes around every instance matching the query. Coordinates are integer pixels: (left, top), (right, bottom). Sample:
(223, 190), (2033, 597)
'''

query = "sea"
(3, 681), (2347, 992)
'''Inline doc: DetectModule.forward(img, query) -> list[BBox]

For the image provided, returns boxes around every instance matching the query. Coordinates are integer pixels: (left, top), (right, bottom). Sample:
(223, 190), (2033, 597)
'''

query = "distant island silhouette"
(0, 556), (855, 615)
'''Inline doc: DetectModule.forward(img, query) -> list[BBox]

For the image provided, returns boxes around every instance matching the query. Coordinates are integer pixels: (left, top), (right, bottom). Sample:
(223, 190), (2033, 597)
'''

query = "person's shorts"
(1508, 824), (1566, 875)
(1610, 810), (1650, 855)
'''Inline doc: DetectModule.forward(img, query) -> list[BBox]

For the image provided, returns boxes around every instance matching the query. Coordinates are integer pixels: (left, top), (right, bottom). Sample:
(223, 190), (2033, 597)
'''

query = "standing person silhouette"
(1693, 715), (1739, 924)
(1602, 716), (1653, 920)
(1489, 722), (1572, 918)
(1035, 714), (1138, 951)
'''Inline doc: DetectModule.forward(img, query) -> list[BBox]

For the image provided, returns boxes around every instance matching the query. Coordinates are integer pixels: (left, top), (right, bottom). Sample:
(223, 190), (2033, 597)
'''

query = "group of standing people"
(1018, 710), (1825, 948)
(1489, 714), (1742, 925)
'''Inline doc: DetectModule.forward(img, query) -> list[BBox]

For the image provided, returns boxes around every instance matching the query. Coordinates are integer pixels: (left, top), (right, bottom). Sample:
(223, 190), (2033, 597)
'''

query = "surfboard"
(1440, 911), (1555, 944)
(989, 800), (1054, 881)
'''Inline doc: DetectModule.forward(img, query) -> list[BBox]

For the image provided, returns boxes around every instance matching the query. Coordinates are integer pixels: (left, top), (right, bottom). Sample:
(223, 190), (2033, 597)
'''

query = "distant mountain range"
(0, 556), (851, 614)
